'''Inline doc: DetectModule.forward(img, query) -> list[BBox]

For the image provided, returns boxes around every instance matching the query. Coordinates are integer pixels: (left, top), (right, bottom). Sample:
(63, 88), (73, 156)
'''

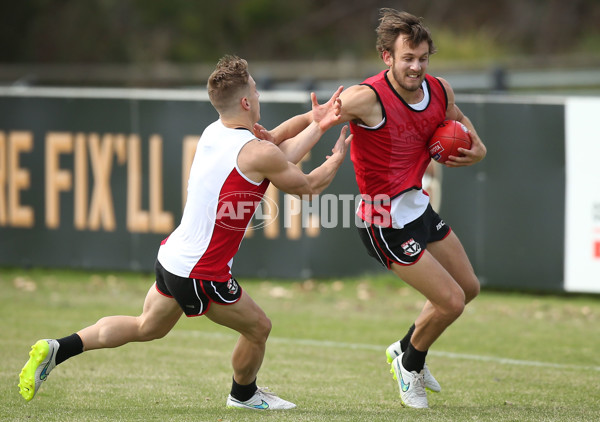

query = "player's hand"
(326, 125), (352, 162)
(311, 86), (343, 132)
(253, 123), (280, 145)
(445, 131), (487, 167)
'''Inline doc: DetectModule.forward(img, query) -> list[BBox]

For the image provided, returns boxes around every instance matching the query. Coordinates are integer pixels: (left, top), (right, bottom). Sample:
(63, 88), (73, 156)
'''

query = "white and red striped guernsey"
(157, 120), (269, 281)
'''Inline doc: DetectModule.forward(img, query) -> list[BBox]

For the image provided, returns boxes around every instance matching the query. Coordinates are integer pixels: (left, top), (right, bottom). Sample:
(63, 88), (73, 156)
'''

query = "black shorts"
(357, 204), (451, 268)
(154, 260), (242, 317)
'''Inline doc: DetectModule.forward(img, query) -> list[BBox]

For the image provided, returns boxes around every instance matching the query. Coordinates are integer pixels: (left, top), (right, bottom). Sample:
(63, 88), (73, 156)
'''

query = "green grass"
(2, 269), (600, 421)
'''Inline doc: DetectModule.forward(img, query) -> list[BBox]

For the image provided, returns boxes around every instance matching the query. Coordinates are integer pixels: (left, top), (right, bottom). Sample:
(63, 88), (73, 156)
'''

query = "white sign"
(564, 97), (600, 292)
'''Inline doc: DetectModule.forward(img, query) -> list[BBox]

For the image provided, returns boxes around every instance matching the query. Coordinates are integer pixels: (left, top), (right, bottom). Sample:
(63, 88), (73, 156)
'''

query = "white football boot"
(226, 387), (296, 410)
(386, 340), (441, 393)
(391, 354), (428, 409)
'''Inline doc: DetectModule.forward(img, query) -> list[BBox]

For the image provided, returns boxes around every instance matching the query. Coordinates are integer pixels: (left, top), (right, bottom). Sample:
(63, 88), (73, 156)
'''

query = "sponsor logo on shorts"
(401, 238), (421, 257)
(436, 220), (445, 231)
(227, 279), (239, 295)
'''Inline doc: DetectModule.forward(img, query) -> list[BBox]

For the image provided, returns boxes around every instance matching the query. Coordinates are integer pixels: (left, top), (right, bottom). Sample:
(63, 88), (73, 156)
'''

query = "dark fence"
(1, 87), (597, 293)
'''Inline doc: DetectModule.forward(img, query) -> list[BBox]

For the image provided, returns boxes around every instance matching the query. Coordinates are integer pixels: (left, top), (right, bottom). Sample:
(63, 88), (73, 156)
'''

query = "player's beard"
(390, 66), (424, 93)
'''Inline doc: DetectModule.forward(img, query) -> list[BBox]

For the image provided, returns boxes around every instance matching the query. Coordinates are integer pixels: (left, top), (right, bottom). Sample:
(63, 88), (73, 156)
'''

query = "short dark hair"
(207, 55), (250, 113)
(375, 9), (436, 57)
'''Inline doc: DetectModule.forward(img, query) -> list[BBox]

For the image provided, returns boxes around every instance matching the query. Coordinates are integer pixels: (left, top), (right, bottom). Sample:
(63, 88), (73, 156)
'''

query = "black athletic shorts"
(154, 260), (242, 317)
(357, 204), (451, 268)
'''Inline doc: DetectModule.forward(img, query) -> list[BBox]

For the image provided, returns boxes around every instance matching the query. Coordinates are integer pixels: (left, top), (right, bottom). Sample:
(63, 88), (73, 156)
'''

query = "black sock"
(55, 333), (84, 365)
(402, 341), (428, 373)
(400, 323), (416, 352)
(230, 377), (257, 402)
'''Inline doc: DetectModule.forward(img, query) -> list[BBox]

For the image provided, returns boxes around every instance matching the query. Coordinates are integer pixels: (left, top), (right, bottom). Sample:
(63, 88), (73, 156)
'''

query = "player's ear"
(382, 50), (393, 67)
(241, 97), (250, 110)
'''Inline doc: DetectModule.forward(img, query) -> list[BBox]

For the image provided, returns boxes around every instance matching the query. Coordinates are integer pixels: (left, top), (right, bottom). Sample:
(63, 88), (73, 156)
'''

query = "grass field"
(1, 268), (599, 421)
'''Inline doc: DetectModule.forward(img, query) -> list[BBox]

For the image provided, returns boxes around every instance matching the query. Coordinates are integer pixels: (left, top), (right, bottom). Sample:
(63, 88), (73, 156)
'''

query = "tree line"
(1, 0), (598, 64)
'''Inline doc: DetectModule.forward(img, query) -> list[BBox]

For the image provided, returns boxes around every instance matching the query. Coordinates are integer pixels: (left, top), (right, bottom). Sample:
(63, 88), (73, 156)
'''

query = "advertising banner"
(564, 97), (600, 293)
(2, 87), (590, 293)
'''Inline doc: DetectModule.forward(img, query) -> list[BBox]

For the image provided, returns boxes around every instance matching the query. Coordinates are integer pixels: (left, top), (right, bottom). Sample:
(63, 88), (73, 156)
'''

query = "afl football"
(427, 120), (472, 164)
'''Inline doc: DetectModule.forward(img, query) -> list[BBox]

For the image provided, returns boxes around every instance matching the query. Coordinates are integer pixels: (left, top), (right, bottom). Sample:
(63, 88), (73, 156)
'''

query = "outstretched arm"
(254, 86), (343, 164)
(259, 86), (344, 145)
(262, 112), (312, 146)
(240, 126), (352, 198)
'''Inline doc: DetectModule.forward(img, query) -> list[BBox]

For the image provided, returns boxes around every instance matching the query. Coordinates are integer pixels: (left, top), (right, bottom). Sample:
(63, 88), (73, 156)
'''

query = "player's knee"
(446, 300), (465, 321)
(138, 318), (169, 341)
(240, 312), (272, 344)
(146, 328), (168, 341)
(255, 314), (272, 343)
(440, 291), (465, 321)
(247, 313), (272, 345)
(464, 278), (480, 303)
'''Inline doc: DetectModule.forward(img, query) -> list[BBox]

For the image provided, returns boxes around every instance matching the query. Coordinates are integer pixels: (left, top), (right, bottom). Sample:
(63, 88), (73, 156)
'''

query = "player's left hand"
(445, 131), (487, 167)
(311, 86), (343, 132)
(326, 125), (352, 161)
(253, 123), (280, 145)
